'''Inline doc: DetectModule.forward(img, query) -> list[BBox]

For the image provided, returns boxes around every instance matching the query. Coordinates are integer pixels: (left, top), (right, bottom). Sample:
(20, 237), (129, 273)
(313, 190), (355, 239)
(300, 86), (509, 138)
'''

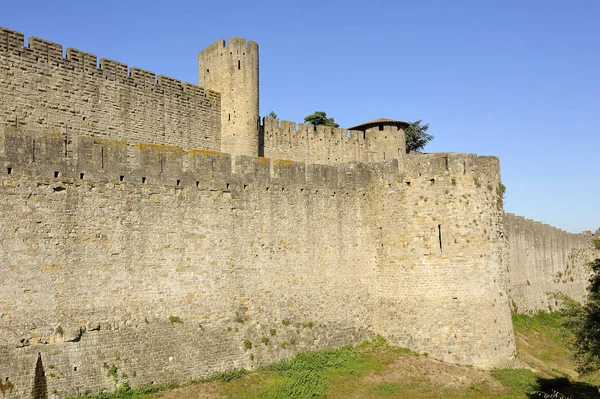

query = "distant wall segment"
(262, 117), (407, 166)
(505, 213), (598, 313)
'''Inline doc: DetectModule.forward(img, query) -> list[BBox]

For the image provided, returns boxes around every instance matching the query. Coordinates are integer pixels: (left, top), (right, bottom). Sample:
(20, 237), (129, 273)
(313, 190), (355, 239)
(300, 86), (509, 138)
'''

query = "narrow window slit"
(7, 167), (12, 175)
(438, 224), (443, 252)
(195, 181), (200, 187)
(32, 139), (36, 162)
(119, 175), (124, 182)
(79, 173), (85, 180)
(54, 171), (59, 178)
(142, 177), (147, 184)
(176, 179), (181, 186)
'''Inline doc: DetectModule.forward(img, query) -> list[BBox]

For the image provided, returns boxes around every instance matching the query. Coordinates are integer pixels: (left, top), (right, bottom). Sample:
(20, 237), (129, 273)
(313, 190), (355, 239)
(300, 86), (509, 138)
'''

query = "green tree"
(405, 120), (433, 153)
(304, 111), (339, 131)
(267, 111), (277, 119)
(560, 251), (600, 374)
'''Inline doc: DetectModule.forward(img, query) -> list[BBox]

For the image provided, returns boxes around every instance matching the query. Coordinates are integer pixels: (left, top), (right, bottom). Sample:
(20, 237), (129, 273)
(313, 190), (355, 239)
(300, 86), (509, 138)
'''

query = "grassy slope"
(71, 313), (600, 399)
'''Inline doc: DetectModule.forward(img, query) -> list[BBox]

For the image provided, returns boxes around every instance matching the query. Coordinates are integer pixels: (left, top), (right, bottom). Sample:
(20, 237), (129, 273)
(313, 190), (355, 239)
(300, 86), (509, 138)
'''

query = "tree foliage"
(268, 111), (277, 119)
(560, 257), (600, 374)
(405, 120), (433, 153)
(304, 111), (339, 130)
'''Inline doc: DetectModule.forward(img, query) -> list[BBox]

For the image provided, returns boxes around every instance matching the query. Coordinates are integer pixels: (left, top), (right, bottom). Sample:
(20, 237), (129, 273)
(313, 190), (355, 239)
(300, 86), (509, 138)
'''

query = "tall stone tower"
(199, 39), (259, 157)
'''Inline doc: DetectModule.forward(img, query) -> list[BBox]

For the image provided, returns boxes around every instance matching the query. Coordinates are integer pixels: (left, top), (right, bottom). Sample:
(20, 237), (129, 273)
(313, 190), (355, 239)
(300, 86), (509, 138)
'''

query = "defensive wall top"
(262, 117), (370, 142)
(199, 38), (259, 58)
(0, 130), (499, 193)
(505, 213), (595, 237)
(0, 26), (220, 97)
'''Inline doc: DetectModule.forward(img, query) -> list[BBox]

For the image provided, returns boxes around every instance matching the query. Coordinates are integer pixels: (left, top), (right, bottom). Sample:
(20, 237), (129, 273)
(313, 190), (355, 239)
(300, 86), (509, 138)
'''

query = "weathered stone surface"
(505, 213), (598, 313)
(0, 25), (595, 399)
(0, 27), (221, 155)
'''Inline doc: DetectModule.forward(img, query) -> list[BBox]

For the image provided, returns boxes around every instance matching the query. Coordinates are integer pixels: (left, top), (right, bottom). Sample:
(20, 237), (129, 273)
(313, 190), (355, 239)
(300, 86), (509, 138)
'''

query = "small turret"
(199, 39), (259, 157)
(347, 118), (409, 162)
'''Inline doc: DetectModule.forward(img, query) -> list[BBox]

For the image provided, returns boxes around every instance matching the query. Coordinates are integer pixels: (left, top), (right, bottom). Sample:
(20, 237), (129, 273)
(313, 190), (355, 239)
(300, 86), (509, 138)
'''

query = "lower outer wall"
(0, 154), (515, 398)
(1, 323), (368, 398)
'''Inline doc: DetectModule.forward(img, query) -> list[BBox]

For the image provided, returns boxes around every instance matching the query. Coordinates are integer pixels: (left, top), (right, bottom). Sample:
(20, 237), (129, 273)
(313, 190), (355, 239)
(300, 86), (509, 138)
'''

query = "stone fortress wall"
(261, 118), (406, 166)
(505, 213), (598, 313)
(0, 26), (595, 398)
(0, 28), (222, 155)
(0, 130), (514, 398)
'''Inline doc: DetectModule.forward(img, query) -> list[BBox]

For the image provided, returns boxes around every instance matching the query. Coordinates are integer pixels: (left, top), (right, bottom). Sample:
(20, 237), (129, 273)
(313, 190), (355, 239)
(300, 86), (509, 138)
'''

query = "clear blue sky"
(2, 0), (598, 233)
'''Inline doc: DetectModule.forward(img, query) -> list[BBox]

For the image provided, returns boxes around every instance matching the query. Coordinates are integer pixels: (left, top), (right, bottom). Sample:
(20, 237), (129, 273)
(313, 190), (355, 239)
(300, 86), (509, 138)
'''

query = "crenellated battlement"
(0, 129), (499, 197)
(0, 27), (221, 98)
(263, 116), (407, 166)
(0, 26), (222, 156)
(404, 152), (501, 179)
(0, 131), (384, 193)
(200, 38), (259, 60)
(262, 117), (367, 165)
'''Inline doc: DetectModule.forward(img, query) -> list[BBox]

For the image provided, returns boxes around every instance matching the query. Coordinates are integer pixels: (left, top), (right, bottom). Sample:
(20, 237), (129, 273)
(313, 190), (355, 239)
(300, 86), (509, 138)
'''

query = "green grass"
(512, 311), (575, 378)
(491, 368), (538, 393)
(371, 382), (400, 395)
(512, 311), (564, 335)
(194, 368), (248, 383)
(256, 345), (370, 398)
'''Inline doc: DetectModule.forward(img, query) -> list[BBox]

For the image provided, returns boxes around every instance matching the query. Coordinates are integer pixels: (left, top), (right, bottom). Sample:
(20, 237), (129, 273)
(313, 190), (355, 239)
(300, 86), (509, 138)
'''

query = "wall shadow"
(527, 376), (599, 399)
(31, 352), (47, 399)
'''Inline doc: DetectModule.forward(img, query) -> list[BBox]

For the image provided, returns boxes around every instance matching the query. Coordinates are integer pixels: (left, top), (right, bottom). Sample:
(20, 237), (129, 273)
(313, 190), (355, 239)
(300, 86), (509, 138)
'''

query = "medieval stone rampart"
(0, 27), (221, 153)
(0, 24), (592, 399)
(505, 213), (598, 313)
(262, 117), (406, 166)
(262, 118), (366, 164)
(0, 128), (515, 397)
